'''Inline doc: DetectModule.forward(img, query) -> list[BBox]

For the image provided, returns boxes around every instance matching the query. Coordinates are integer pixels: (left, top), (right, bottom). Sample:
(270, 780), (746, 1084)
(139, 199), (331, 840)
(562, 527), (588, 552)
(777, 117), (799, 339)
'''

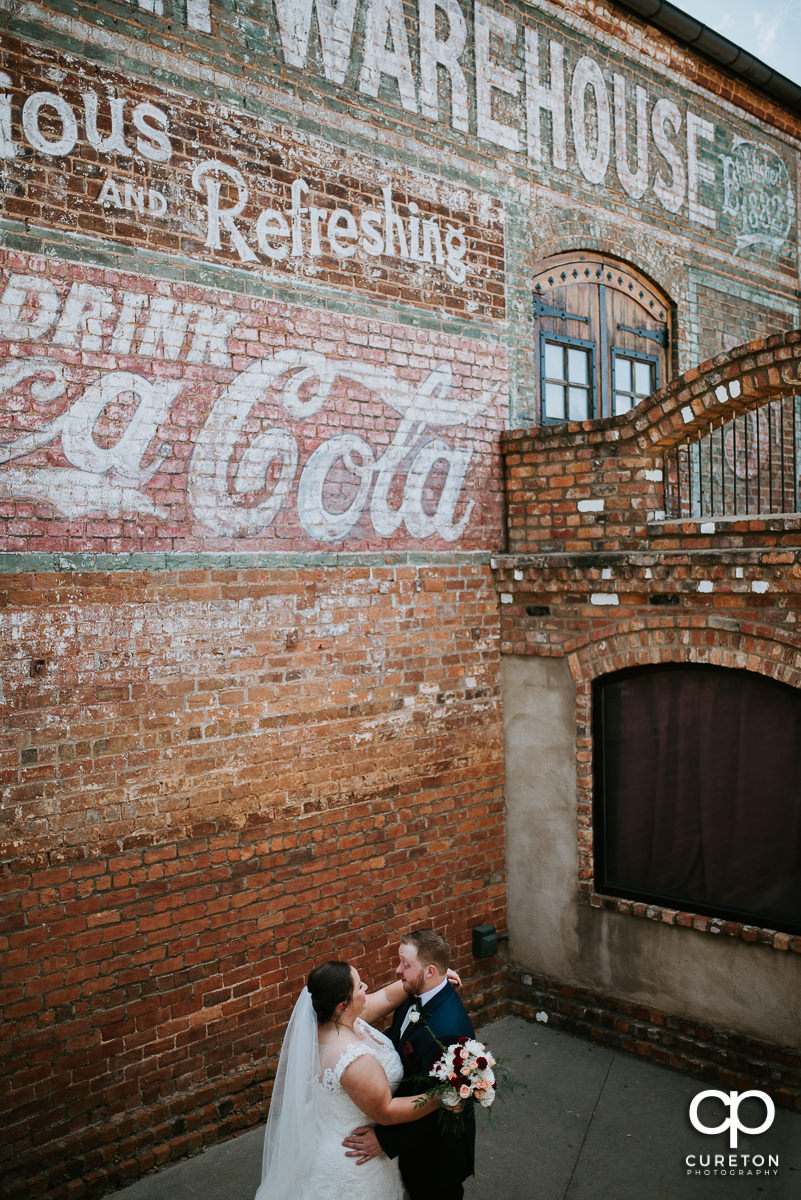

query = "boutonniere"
(408, 1006), (421, 1024)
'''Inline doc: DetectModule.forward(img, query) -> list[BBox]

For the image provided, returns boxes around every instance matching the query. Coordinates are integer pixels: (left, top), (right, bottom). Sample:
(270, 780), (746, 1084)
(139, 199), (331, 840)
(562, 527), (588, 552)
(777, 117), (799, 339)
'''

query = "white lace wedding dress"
(260, 1018), (408, 1200)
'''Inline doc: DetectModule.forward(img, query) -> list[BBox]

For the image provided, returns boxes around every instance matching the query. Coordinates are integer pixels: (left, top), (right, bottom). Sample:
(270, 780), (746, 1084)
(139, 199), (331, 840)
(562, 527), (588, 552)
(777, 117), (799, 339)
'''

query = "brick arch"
(566, 618), (801, 691)
(633, 328), (801, 451)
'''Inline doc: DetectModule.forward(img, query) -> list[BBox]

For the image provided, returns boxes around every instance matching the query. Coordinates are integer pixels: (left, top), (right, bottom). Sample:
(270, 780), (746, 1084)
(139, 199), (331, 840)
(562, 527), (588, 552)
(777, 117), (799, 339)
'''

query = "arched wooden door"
(532, 252), (671, 423)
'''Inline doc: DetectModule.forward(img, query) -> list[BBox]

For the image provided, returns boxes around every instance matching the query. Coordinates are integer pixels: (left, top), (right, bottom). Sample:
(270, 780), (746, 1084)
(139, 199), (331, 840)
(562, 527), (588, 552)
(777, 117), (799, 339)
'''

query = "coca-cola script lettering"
(0, 351), (496, 545)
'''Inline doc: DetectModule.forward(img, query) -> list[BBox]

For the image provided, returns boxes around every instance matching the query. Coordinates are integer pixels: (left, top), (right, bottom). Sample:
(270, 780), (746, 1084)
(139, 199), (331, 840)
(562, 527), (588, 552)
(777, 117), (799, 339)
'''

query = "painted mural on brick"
(0, 36), (505, 320)
(259, 0), (797, 260)
(0, 251), (505, 552)
(8, 0), (792, 267)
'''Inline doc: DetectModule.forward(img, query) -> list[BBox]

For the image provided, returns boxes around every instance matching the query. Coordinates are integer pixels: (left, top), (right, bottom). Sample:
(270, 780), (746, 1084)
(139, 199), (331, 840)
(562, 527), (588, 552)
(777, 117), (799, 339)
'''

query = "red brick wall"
(1, 563), (502, 852)
(2, 562), (507, 1199)
(494, 332), (801, 952)
(2, 0), (800, 1191)
(501, 331), (801, 556)
(3, 803), (506, 1197)
(0, 34), (505, 322)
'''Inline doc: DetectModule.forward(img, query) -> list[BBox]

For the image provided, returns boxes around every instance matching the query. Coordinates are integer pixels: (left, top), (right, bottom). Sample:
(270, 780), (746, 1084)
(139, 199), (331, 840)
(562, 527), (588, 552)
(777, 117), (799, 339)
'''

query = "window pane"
(544, 342), (564, 380)
(614, 393), (633, 415)
(567, 347), (589, 384)
(568, 386), (589, 420)
(544, 381), (565, 419)
(635, 360), (653, 395)
(615, 357), (632, 392)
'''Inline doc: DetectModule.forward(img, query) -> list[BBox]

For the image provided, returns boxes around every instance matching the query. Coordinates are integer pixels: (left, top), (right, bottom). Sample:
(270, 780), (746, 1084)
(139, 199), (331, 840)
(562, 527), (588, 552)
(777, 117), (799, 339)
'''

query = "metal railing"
(664, 394), (801, 519)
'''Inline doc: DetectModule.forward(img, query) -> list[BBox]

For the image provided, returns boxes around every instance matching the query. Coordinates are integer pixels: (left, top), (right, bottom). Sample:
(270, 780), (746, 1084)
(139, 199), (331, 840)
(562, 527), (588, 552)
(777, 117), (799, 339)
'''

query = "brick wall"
(2, 0), (801, 1194)
(1, 561), (502, 853)
(501, 330), (801, 557)
(2, 560), (507, 1199)
(496, 331), (801, 1108)
(509, 969), (801, 1112)
(495, 332), (801, 948)
(3, 802), (507, 1197)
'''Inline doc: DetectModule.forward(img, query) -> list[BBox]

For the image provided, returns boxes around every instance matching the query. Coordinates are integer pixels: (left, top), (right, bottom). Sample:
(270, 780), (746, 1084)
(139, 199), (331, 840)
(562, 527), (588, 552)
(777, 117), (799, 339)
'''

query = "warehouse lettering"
(271, 0), (721, 228)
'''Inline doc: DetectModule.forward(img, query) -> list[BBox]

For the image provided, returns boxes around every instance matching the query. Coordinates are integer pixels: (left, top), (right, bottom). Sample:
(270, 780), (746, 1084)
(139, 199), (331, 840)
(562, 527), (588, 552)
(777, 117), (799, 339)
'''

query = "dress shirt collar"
(416, 977), (448, 1007)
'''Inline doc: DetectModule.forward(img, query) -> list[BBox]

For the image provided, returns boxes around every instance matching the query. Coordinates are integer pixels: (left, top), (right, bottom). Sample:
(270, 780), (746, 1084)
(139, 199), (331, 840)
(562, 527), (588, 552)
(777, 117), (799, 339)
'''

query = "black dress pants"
(403, 1180), (464, 1200)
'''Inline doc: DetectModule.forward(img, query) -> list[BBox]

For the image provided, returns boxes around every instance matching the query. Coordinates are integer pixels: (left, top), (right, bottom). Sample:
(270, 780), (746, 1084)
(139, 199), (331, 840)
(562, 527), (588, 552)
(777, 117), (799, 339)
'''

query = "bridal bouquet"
(429, 1036), (497, 1114)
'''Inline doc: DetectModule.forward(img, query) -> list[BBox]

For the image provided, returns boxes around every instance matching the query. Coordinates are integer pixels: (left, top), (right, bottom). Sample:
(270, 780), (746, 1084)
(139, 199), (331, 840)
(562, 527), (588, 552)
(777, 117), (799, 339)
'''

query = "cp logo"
(689, 1089), (775, 1149)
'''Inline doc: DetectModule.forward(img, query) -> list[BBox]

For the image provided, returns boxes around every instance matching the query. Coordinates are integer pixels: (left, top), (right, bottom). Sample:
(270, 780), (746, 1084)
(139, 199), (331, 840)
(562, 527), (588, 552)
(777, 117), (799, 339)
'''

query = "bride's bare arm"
(362, 968), (463, 1026)
(362, 981), (406, 1025)
(340, 1054), (438, 1125)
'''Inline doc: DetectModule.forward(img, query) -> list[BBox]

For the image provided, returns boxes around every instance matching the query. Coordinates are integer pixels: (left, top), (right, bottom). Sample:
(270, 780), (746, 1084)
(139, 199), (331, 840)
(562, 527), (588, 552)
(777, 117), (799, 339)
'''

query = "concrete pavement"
(105, 1017), (801, 1199)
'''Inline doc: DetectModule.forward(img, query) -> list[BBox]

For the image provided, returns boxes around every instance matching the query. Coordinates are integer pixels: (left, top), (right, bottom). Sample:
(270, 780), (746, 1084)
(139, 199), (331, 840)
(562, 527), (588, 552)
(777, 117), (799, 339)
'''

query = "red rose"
(477, 1056), (488, 1070)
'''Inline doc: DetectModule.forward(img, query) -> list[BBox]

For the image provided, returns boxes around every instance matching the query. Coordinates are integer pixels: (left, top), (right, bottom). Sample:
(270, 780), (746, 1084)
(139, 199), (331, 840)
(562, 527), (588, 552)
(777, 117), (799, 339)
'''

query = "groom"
(343, 928), (476, 1200)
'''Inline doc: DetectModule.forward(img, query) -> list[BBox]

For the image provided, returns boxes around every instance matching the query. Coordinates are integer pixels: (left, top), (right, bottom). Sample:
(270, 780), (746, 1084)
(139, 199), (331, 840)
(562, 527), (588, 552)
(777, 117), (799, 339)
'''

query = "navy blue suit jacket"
(375, 982), (476, 1192)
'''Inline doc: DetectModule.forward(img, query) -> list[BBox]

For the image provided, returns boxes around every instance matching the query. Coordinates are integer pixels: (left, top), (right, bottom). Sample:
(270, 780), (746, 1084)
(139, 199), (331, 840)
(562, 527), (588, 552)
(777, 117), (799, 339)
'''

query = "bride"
(254, 959), (446, 1199)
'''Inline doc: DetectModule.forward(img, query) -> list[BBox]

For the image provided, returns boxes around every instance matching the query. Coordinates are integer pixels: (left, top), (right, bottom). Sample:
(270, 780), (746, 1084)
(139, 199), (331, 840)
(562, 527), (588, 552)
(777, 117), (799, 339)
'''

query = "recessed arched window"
(533, 252), (670, 423)
(593, 664), (801, 934)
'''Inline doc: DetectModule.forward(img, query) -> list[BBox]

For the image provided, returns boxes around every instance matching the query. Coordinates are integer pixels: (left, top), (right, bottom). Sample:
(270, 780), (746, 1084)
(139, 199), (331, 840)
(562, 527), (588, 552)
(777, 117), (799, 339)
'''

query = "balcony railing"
(664, 395), (801, 520)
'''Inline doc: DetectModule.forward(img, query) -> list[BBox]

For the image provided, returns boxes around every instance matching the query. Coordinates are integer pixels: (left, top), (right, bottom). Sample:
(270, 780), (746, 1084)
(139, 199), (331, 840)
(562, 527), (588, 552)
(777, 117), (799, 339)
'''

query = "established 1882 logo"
(720, 138), (794, 255)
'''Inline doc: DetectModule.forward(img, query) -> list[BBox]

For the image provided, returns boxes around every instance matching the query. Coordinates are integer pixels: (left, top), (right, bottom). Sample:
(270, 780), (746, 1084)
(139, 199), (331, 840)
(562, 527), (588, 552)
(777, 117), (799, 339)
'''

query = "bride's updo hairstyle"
(307, 961), (354, 1024)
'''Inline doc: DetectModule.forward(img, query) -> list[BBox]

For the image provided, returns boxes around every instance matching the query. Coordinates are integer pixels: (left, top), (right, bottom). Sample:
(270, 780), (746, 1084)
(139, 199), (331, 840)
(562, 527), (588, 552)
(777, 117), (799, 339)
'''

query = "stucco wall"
(503, 654), (801, 1050)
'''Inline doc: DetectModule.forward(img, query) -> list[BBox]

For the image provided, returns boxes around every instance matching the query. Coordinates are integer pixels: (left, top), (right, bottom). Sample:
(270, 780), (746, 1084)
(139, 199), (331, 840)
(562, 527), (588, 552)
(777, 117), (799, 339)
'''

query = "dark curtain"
(595, 665), (801, 932)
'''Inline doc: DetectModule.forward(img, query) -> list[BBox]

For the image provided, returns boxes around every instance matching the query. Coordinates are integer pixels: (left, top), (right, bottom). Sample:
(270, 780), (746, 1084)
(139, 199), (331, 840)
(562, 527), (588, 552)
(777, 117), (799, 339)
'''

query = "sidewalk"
(106, 1017), (801, 1200)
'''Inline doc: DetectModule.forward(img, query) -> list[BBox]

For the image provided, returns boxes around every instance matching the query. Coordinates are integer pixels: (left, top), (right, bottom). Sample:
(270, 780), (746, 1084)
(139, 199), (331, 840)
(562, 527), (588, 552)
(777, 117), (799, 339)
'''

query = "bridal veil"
(256, 986), (320, 1200)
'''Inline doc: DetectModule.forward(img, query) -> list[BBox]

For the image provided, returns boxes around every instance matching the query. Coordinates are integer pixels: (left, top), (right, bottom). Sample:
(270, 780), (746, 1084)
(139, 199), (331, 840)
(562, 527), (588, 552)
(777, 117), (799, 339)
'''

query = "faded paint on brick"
(0, 249), (506, 553)
(0, 561), (503, 854)
(0, 36), (506, 319)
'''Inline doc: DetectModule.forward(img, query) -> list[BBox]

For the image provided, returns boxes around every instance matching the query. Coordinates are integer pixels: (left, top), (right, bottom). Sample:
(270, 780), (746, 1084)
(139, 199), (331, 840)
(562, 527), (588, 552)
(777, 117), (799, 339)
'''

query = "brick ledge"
(581, 890), (801, 953)
(508, 968), (801, 1112)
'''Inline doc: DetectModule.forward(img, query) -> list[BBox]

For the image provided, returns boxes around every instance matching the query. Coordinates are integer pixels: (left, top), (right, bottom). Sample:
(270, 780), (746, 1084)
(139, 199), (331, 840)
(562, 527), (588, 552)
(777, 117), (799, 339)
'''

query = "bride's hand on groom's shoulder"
(446, 968), (462, 988)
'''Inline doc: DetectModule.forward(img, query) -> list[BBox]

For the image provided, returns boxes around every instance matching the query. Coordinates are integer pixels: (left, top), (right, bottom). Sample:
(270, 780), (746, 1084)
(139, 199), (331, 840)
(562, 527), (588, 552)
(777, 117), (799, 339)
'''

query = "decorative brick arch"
(564, 618), (801, 950)
(633, 328), (801, 452)
(566, 617), (801, 689)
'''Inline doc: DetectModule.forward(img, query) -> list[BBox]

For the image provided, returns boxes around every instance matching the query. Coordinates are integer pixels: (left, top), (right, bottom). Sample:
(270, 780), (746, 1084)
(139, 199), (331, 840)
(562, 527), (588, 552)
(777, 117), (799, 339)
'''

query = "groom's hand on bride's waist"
(342, 1125), (382, 1164)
